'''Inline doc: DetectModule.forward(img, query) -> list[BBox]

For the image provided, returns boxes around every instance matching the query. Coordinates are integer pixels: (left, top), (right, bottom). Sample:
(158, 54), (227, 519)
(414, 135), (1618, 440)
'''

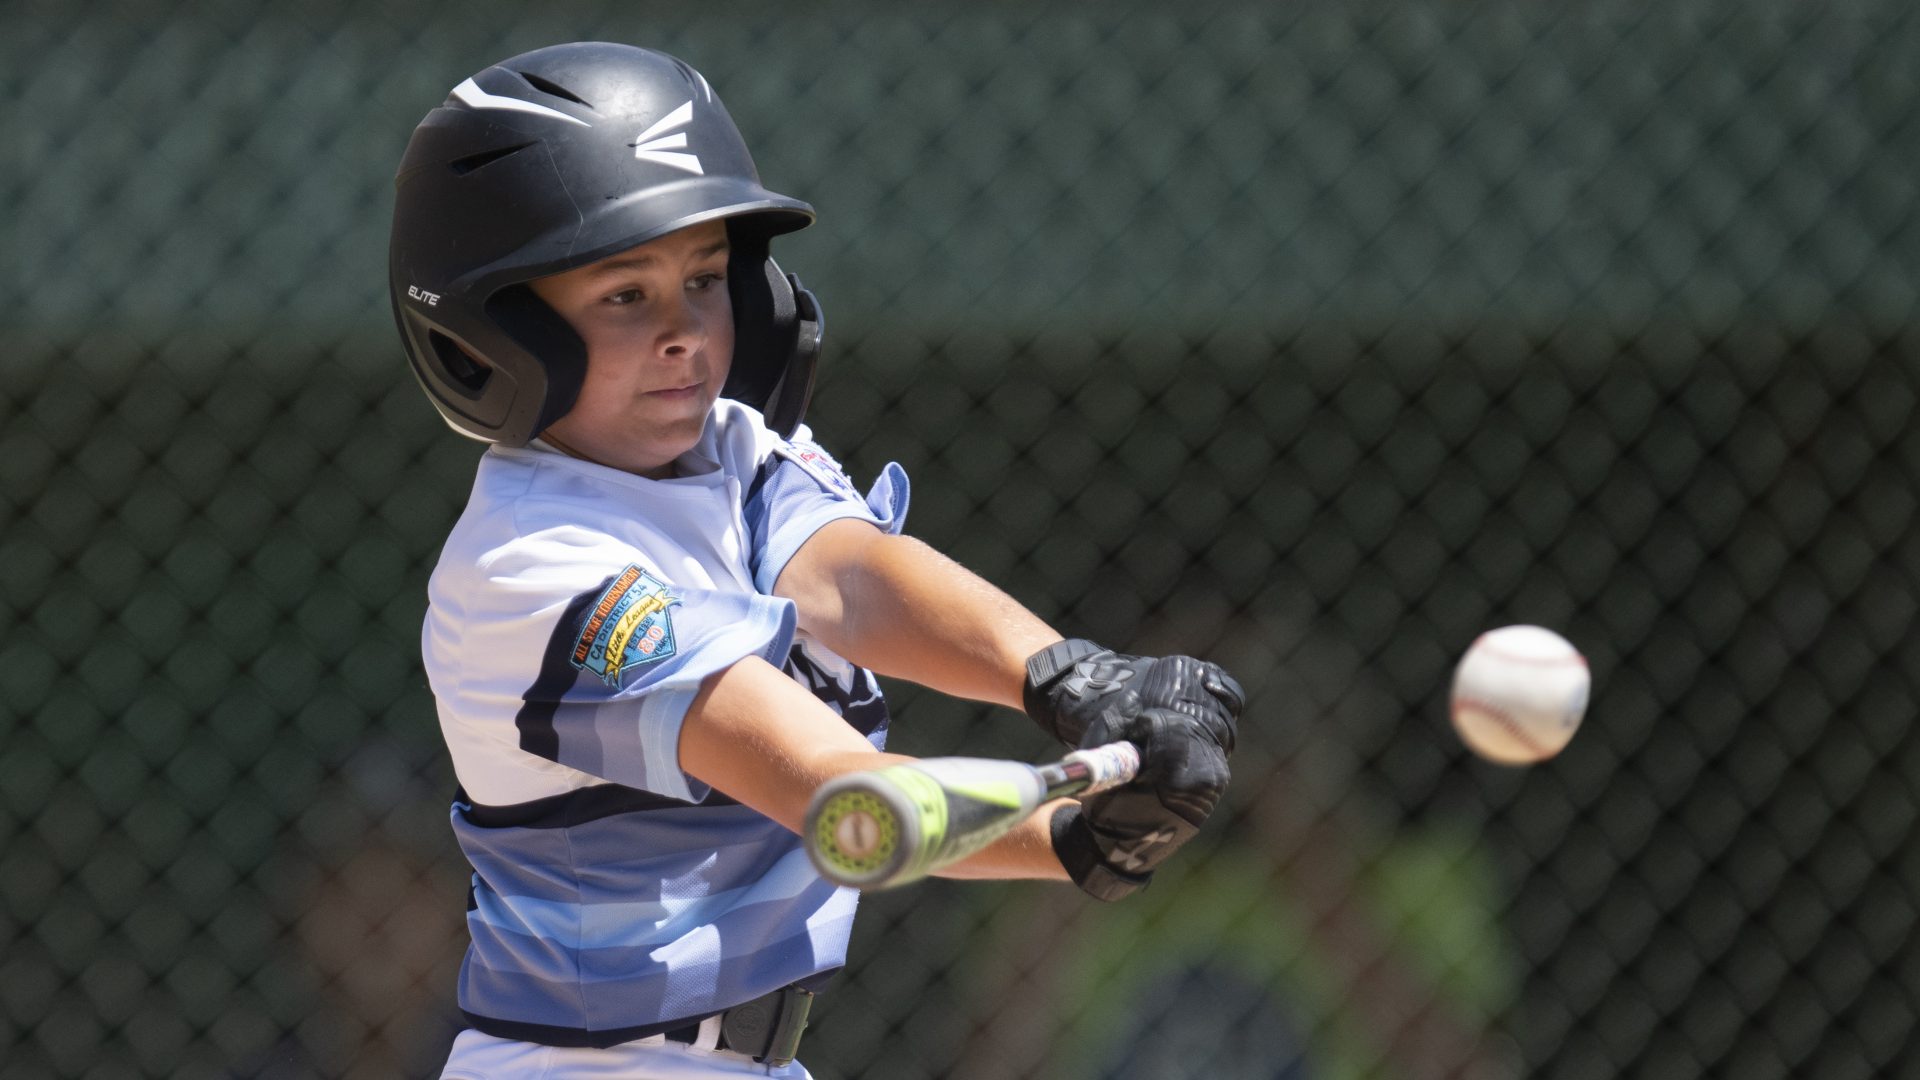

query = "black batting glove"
(1050, 705), (1233, 901)
(1022, 639), (1244, 752)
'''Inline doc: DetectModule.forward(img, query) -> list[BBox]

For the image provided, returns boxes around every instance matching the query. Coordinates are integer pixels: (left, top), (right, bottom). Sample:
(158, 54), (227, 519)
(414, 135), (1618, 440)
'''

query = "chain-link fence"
(6, 1), (1917, 1077)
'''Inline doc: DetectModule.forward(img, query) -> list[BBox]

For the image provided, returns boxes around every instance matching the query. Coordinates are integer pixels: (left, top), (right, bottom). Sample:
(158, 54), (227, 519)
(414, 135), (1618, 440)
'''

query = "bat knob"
(834, 807), (885, 859)
(805, 774), (920, 888)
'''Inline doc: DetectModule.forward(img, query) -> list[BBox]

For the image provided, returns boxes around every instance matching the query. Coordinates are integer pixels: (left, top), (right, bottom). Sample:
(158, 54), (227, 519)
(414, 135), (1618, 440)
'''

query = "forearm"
(936, 798), (1073, 881)
(803, 530), (1062, 709)
(681, 656), (903, 832)
(683, 656), (1068, 881)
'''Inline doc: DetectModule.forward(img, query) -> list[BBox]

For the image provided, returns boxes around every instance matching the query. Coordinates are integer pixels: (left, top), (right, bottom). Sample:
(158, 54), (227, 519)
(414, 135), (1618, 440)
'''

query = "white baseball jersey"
(423, 398), (908, 1048)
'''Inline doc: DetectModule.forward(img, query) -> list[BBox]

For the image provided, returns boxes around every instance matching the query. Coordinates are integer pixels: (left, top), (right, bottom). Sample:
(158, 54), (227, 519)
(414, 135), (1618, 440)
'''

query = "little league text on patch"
(572, 566), (681, 685)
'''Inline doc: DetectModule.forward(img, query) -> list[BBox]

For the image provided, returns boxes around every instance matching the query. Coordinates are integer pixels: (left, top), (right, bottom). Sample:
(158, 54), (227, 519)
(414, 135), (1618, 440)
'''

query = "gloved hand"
(1022, 638), (1242, 751)
(1050, 704), (1234, 900)
(1025, 640), (1244, 901)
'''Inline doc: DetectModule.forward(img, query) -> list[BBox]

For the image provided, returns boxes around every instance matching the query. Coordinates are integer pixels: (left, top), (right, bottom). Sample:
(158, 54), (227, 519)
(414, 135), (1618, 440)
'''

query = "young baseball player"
(390, 42), (1243, 1078)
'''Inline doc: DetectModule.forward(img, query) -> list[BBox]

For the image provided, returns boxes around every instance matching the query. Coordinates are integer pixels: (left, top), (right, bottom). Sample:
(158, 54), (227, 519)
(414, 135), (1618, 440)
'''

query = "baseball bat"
(803, 741), (1141, 890)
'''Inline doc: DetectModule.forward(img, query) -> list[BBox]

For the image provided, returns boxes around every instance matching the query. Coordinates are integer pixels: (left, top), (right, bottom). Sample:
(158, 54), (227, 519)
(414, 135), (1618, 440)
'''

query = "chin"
(653, 408), (712, 453)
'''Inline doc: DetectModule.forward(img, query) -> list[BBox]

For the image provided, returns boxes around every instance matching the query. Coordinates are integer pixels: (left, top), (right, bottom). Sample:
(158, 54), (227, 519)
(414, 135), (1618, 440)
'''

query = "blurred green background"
(5, 1), (1916, 1077)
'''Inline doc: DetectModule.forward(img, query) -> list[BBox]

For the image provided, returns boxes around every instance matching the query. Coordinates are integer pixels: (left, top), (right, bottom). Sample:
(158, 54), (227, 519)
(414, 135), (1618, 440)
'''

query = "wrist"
(1022, 638), (1108, 744)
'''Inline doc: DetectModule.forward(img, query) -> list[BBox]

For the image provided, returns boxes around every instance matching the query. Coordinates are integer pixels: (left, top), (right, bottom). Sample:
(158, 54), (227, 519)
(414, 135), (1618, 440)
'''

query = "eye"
(688, 271), (726, 292)
(605, 288), (642, 306)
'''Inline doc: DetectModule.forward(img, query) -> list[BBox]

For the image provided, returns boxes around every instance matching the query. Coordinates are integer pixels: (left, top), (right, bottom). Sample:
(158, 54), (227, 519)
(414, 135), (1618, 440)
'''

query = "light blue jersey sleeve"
(741, 435), (910, 595)
(514, 564), (797, 804)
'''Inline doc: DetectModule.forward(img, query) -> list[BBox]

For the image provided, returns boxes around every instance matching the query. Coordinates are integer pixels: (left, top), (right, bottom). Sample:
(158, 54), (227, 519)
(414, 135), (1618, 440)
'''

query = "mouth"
(645, 380), (704, 401)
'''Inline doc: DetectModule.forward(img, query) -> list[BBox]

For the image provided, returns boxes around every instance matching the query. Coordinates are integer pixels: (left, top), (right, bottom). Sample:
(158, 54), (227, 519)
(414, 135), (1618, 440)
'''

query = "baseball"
(1449, 625), (1590, 764)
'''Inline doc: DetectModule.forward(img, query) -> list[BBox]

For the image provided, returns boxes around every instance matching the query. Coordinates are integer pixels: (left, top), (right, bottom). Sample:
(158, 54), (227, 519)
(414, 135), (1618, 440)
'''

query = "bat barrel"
(804, 769), (927, 889)
(805, 755), (1045, 890)
(804, 745), (1140, 891)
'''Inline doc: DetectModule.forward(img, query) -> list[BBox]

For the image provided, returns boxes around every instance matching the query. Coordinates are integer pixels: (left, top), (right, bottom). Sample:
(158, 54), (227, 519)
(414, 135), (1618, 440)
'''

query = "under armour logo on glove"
(1024, 639), (1243, 750)
(1049, 701), (1234, 901)
(1060, 660), (1138, 700)
(1113, 826), (1180, 872)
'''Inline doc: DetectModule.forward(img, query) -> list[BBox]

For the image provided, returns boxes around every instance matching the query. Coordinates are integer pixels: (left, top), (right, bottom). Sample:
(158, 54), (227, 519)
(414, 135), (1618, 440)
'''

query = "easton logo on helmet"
(631, 101), (703, 174)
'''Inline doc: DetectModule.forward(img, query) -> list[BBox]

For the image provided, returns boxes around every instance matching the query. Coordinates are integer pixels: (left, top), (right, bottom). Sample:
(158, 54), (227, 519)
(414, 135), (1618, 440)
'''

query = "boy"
(389, 42), (1242, 1078)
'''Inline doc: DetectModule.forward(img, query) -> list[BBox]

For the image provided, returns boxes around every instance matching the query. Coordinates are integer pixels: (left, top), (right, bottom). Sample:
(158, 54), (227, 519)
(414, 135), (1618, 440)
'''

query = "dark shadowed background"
(4, 1), (1916, 1077)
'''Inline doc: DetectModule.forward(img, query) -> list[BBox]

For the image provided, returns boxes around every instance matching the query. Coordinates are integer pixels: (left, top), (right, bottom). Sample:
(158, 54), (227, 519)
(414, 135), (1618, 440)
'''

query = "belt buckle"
(721, 985), (814, 1067)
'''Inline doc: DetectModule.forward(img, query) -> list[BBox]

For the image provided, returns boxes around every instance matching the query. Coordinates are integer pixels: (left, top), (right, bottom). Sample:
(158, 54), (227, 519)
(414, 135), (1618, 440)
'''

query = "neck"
(539, 431), (676, 479)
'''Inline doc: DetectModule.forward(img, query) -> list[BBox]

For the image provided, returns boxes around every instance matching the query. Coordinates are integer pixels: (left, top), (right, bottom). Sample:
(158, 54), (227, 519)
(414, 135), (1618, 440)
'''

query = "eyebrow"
(583, 238), (730, 280)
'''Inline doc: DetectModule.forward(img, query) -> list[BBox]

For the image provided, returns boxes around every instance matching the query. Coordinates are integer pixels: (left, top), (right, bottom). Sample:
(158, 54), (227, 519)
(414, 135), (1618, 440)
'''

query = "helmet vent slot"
(449, 142), (534, 176)
(516, 71), (592, 108)
(429, 331), (493, 394)
(668, 58), (711, 99)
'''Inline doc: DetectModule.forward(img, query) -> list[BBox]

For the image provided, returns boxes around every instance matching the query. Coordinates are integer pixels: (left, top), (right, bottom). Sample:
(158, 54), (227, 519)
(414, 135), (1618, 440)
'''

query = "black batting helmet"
(390, 42), (823, 444)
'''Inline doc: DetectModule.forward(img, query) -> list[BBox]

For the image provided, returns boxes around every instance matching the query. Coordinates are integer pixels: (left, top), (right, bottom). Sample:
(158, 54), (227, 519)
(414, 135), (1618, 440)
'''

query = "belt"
(663, 984), (815, 1067)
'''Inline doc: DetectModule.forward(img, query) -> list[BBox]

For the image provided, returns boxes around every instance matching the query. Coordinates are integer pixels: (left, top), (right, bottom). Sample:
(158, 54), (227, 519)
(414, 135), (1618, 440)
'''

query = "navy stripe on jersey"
(462, 968), (840, 1049)
(450, 642), (890, 1041)
(742, 456), (778, 520)
(513, 573), (612, 761)
(788, 644), (890, 738)
(506, 575), (796, 802)
(456, 782), (737, 829)
(476, 643), (883, 832)
(451, 799), (862, 1040)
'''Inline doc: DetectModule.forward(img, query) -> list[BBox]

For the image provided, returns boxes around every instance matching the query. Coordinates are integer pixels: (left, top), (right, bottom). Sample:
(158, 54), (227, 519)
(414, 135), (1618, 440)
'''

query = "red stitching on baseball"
(1452, 695), (1551, 760)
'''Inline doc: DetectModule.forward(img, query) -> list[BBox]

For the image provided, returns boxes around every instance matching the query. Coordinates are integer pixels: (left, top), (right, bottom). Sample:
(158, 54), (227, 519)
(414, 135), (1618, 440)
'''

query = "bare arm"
(769, 520), (1244, 902)
(678, 654), (1066, 881)
(772, 519), (1061, 709)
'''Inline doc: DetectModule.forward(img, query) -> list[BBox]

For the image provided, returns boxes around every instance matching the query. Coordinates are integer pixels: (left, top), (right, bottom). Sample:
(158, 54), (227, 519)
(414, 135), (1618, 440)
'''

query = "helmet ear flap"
(762, 275), (821, 439)
(395, 296), (524, 438)
(393, 283), (584, 446)
(484, 285), (587, 438)
(725, 231), (823, 439)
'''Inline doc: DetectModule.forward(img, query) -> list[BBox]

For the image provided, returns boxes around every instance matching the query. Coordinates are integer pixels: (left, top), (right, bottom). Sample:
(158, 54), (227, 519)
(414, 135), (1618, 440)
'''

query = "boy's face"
(530, 219), (735, 477)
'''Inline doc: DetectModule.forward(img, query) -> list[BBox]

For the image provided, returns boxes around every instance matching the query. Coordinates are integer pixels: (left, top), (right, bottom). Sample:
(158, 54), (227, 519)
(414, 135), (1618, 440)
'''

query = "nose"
(656, 293), (708, 360)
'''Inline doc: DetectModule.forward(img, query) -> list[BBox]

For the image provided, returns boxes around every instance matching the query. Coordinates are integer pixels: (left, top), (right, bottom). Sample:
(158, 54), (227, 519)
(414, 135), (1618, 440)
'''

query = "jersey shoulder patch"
(569, 565), (681, 686)
(771, 437), (858, 497)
